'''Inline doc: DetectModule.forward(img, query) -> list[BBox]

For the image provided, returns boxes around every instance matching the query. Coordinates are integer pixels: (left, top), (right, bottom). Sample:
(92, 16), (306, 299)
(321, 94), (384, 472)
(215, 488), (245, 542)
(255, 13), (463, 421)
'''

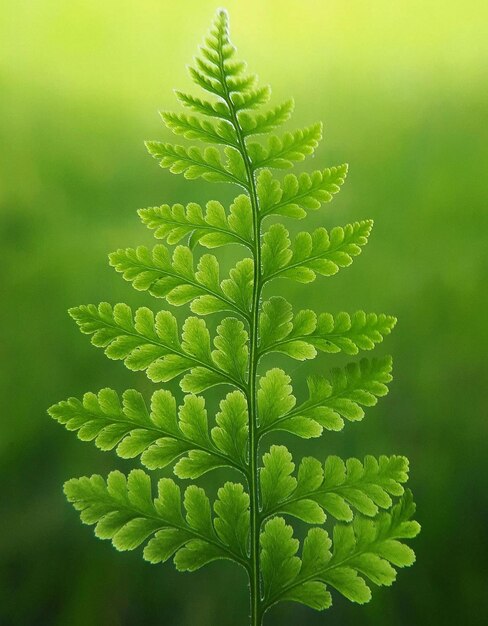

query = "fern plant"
(49, 10), (419, 625)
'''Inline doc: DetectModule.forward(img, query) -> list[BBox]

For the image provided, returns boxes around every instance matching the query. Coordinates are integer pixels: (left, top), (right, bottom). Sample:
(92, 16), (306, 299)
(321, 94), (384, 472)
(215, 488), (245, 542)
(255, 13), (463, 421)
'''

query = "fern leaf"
(257, 165), (348, 219)
(69, 303), (247, 391)
(239, 100), (295, 137)
(193, 54), (256, 96)
(147, 395), (213, 478)
(211, 317), (249, 379)
(146, 142), (246, 186)
(219, 258), (254, 314)
(231, 86), (271, 112)
(49, 388), (248, 478)
(226, 73), (258, 94)
(257, 368), (320, 439)
(259, 297), (397, 360)
(188, 66), (225, 99)
(295, 357), (393, 430)
(259, 297), (317, 361)
(138, 196), (253, 249)
(194, 9), (243, 87)
(65, 470), (248, 570)
(260, 445), (297, 513)
(200, 10), (235, 62)
(109, 245), (252, 318)
(257, 368), (298, 429)
(259, 357), (393, 438)
(52, 10), (418, 621)
(248, 124), (322, 169)
(260, 517), (302, 604)
(259, 447), (410, 523)
(307, 311), (396, 355)
(49, 387), (158, 454)
(175, 91), (231, 120)
(262, 221), (373, 283)
(161, 112), (238, 147)
(214, 482), (250, 558)
(260, 446), (323, 525)
(211, 390), (249, 466)
(261, 491), (419, 612)
(184, 10), (269, 121)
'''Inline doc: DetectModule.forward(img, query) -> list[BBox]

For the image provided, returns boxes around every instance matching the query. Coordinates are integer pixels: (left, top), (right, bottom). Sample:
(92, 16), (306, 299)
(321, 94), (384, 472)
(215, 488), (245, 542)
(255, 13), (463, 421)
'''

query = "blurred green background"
(1, 1), (487, 624)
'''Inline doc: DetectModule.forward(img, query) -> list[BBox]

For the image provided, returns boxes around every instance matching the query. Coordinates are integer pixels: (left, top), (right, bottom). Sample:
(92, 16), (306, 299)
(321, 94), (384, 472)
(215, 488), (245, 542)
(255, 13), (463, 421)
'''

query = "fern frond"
(258, 297), (397, 360)
(260, 446), (409, 523)
(161, 112), (238, 147)
(304, 311), (397, 355)
(69, 303), (248, 391)
(192, 55), (256, 97)
(65, 469), (249, 570)
(213, 482), (250, 558)
(232, 86), (272, 112)
(189, 66), (226, 99)
(175, 91), (231, 120)
(258, 357), (392, 438)
(49, 388), (248, 478)
(109, 245), (253, 319)
(239, 100), (295, 137)
(248, 124), (323, 169)
(193, 9), (248, 93)
(257, 165), (348, 219)
(138, 197), (253, 249)
(262, 221), (373, 283)
(226, 73), (258, 94)
(260, 491), (419, 613)
(52, 10), (417, 624)
(146, 142), (247, 186)
(294, 357), (393, 428)
(258, 297), (317, 361)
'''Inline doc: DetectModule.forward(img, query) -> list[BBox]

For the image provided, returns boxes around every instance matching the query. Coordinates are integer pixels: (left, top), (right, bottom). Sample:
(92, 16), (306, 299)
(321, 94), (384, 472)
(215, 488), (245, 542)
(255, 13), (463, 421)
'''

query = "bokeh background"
(1, 1), (487, 624)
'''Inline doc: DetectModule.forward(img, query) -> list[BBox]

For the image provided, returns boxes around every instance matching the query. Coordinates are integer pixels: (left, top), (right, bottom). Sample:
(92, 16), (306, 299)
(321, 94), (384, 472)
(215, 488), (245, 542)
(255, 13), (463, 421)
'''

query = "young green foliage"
(49, 10), (418, 625)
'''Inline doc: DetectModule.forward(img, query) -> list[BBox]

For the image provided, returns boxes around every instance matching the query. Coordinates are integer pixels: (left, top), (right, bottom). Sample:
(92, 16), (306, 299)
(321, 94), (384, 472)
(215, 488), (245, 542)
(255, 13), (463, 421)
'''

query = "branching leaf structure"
(49, 10), (419, 626)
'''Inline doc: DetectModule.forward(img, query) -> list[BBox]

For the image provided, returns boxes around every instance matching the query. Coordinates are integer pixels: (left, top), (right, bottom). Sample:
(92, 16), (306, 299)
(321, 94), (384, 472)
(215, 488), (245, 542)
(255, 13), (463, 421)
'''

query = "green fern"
(49, 10), (419, 625)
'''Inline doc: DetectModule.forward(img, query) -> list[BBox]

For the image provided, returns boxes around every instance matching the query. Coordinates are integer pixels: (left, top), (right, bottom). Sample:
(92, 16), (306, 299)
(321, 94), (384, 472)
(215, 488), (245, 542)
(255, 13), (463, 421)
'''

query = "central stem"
(232, 115), (263, 626)
(218, 38), (264, 626)
(243, 160), (263, 626)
